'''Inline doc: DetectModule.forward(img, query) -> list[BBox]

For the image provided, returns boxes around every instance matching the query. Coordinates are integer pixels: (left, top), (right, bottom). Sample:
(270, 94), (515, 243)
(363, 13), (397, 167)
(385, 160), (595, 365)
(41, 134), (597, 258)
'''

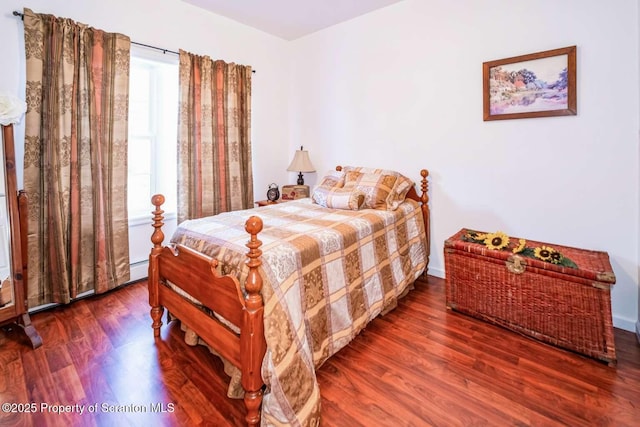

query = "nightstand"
(255, 199), (281, 207)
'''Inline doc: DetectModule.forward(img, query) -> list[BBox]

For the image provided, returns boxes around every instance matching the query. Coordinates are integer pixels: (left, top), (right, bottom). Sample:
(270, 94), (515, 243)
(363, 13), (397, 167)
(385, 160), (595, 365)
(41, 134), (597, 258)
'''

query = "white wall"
(290, 0), (640, 332)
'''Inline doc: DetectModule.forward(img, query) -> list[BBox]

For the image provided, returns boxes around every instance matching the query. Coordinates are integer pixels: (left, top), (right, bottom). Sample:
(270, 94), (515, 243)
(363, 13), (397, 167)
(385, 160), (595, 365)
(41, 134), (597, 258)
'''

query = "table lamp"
(286, 146), (315, 185)
(282, 146), (315, 200)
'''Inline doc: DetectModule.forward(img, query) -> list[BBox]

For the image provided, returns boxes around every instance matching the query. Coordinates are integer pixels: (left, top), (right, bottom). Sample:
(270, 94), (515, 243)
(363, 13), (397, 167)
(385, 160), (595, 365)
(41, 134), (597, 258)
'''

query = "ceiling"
(182, 0), (406, 40)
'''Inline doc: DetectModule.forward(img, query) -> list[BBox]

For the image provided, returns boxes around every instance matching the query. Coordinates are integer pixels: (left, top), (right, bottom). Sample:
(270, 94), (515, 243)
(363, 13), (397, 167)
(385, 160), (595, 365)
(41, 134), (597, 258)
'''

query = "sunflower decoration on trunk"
(534, 246), (562, 263)
(483, 231), (509, 250)
(463, 229), (577, 268)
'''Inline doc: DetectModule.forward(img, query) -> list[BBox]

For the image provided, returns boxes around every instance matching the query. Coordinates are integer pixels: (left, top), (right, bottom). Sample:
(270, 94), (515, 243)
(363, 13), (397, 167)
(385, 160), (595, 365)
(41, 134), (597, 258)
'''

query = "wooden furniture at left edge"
(148, 168), (430, 426)
(0, 124), (42, 348)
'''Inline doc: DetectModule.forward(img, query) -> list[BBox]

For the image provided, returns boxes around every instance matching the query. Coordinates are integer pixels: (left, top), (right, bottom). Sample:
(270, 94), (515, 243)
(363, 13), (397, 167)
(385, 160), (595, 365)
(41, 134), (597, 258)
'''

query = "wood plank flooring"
(0, 276), (638, 426)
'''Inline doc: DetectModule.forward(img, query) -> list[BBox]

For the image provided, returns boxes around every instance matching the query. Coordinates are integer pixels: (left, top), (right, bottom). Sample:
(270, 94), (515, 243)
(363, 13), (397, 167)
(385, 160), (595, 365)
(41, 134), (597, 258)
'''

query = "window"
(127, 48), (179, 280)
(127, 48), (178, 221)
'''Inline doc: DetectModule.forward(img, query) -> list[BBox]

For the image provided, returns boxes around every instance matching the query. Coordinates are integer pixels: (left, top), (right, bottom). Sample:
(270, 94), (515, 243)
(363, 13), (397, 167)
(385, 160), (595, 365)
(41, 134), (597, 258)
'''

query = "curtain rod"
(12, 11), (256, 73)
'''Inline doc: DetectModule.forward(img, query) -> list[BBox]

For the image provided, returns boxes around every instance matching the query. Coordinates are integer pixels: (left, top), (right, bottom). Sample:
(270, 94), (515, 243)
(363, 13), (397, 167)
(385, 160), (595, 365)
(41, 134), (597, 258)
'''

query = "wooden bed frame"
(148, 168), (430, 426)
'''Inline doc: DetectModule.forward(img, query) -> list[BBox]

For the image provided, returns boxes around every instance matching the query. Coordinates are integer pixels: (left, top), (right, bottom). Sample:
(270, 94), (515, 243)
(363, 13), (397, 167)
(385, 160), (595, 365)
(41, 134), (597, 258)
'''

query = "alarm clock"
(267, 183), (280, 202)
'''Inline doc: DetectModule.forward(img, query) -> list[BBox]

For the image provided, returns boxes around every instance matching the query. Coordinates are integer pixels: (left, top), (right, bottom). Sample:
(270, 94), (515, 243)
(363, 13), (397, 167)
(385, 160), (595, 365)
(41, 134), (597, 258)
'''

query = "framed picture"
(483, 46), (576, 121)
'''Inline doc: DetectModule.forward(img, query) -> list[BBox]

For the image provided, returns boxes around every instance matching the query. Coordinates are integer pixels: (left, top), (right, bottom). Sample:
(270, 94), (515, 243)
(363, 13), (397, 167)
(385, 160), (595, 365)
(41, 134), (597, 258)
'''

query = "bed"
(148, 166), (430, 426)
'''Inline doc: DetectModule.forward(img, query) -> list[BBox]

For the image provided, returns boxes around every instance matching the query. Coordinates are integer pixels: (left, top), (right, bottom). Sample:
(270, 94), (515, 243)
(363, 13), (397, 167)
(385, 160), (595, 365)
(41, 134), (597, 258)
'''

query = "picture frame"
(483, 46), (577, 121)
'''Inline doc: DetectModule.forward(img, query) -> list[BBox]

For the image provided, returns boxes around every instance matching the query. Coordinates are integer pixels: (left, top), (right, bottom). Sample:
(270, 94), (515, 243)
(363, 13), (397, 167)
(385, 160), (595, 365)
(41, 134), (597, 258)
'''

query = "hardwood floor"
(0, 276), (638, 426)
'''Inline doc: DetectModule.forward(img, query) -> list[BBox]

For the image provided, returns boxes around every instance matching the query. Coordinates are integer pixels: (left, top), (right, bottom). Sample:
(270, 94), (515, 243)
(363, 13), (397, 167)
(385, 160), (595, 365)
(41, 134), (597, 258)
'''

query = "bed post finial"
(244, 215), (263, 306)
(149, 194), (166, 337)
(242, 215), (266, 426)
(151, 194), (165, 248)
(420, 169), (429, 206)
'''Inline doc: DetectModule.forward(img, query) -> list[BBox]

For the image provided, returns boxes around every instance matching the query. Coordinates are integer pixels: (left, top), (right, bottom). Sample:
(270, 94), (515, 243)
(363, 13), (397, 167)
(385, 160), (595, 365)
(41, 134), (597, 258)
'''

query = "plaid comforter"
(170, 198), (428, 426)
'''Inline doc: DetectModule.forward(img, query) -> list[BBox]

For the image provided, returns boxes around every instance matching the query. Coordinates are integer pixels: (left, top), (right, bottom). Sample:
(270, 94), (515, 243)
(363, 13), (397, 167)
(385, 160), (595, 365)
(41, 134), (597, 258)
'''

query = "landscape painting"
(483, 46), (576, 121)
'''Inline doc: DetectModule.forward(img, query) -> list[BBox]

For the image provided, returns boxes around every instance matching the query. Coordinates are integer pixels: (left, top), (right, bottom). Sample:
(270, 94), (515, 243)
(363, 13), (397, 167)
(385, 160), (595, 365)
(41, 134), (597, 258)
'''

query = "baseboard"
(636, 321), (640, 345)
(612, 317), (637, 333)
(427, 266), (445, 279)
(129, 260), (149, 282)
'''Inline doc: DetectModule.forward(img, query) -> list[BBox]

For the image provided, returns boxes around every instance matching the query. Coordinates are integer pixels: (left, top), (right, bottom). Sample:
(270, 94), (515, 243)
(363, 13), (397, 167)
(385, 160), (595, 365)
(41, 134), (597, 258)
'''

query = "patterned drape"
(177, 50), (253, 224)
(22, 8), (131, 306)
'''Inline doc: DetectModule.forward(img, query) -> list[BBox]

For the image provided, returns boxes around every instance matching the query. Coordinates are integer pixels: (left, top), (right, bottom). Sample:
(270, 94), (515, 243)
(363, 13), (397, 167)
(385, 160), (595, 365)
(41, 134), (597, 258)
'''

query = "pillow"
(316, 169), (345, 189)
(341, 166), (414, 210)
(312, 186), (365, 210)
(342, 171), (398, 210)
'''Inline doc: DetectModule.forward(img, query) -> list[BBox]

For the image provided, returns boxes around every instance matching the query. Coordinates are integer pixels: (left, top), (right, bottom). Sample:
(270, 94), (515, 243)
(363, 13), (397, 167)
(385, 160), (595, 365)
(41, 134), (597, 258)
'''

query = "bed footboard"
(148, 195), (266, 426)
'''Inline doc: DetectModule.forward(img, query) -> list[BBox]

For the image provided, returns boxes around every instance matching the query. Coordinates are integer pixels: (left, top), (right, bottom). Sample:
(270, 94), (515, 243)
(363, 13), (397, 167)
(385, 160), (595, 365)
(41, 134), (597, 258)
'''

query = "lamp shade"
(286, 147), (315, 173)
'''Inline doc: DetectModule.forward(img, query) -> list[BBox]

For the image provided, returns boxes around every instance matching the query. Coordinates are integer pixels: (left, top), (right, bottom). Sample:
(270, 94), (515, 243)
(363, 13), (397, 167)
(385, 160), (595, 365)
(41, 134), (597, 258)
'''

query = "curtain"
(22, 8), (131, 306)
(177, 50), (253, 224)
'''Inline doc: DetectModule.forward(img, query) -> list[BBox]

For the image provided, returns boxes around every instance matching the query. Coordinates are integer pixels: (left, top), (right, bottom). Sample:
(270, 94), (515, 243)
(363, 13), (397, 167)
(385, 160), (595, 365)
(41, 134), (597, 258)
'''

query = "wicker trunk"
(444, 228), (616, 365)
